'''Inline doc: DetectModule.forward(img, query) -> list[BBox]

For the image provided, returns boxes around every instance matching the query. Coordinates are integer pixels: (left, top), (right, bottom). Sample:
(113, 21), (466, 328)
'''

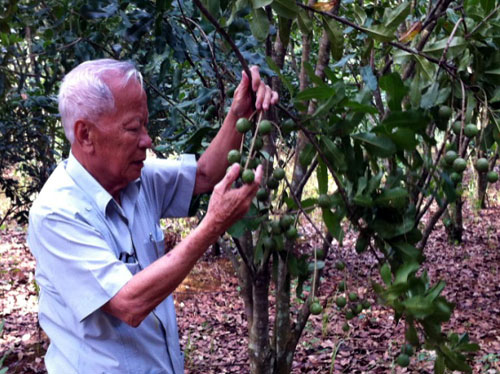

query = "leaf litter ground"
(0, 199), (499, 373)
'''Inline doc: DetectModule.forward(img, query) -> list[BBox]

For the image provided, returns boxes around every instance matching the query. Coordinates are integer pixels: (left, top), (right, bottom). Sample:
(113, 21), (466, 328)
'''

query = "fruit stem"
(245, 111), (263, 171)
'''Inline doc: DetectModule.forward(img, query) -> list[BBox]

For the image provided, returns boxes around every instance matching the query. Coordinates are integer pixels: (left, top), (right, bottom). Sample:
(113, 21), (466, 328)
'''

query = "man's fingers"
(255, 82), (266, 110)
(263, 86), (272, 110)
(254, 164), (264, 185)
(271, 91), (279, 105)
(235, 71), (250, 97)
(218, 163), (240, 191)
(250, 66), (261, 92)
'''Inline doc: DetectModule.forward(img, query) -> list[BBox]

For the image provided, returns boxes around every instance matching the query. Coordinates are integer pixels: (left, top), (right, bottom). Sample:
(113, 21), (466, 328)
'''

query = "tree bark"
(249, 267), (272, 374)
(446, 198), (463, 243)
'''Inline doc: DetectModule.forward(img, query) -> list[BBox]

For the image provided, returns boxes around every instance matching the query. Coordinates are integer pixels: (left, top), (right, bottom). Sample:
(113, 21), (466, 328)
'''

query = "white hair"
(58, 59), (143, 144)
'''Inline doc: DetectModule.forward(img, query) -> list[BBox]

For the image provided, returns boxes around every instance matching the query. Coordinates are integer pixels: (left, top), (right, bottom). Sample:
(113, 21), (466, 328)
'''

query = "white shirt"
(28, 152), (197, 373)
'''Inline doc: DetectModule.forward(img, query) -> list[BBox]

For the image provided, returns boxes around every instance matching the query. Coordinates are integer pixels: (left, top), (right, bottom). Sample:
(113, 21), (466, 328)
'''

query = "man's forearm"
(102, 218), (219, 327)
(194, 111), (243, 195)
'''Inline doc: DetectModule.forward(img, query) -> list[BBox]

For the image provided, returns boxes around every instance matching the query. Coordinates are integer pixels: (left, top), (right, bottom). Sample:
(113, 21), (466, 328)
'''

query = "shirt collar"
(65, 152), (115, 216)
(65, 153), (142, 219)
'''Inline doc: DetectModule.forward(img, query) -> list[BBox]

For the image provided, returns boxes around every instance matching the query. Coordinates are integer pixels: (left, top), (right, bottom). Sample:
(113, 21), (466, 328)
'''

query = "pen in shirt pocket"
(150, 232), (160, 258)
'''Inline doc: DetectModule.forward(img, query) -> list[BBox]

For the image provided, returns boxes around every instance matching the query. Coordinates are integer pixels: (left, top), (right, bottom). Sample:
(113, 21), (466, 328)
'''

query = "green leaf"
(409, 72), (421, 108)
(415, 55), (435, 81)
(485, 67), (500, 75)
(351, 132), (397, 157)
(297, 9), (313, 34)
(403, 295), (435, 319)
(375, 187), (408, 209)
(423, 37), (466, 54)
(394, 262), (419, 285)
(254, 239), (264, 263)
(252, 0), (273, 8)
(203, 0), (221, 17)
(383, 1), (411, 30)
(388, 128), (418, 151)
(434, 354), (445, 374)
(288, 253), (300, 276)
(379, 72), (408, 111)
(317, 159), (328, 195)
(321, 137), (347, 171)
(296, 86), (335, 100)
(394, 242), (423, 262)
(265, 56), (294, 95)
(355, 231), (370, 253)
(381, 110), (430, 131)
(312, 95), (338, 118)
(344, 101), (379, 114)
(352, 4), (367, 25)
(406, 323), (420, 346)
(353, 194), (373, 207)
(271, 0), (298, 19)
(360, 65), (378, 91)
(323, 17), (343, 61)
(303, 61), (325, 86)
(362, 24), (395, 42)
(227, 205), (261, 237)
(421, 82), (439, 109)
(278, 16), (291, 48)
(422, 319), (442, 341)
(426, 280), (446, 301)
(372, 215), (415, 239)
(440, 344), (472, 373)
(322, 209), (344, 243)
(457, 343), (480, 352)
(480, 0), (494, 13)
(299, 143), (316, 168)
(380, 263), (392, 285)
(433, 297), (454, 322)
(249, 8), (270, 41)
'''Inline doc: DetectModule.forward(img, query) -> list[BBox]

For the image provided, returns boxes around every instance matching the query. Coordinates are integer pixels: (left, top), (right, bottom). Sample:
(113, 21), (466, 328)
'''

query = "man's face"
(89, 76), (152, 193)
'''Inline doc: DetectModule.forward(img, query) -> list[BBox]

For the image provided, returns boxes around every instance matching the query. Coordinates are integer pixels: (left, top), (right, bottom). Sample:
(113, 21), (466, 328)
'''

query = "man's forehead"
(104, 73), (146, 104)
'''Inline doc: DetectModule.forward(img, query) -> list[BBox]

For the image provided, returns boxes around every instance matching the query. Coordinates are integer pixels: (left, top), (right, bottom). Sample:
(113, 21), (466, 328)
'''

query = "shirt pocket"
(125, 261), (141, 275)
(143, 224), (165, 260)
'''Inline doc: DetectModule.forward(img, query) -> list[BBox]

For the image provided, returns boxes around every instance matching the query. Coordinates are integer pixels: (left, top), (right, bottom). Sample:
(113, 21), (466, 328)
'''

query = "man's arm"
(193, 66), (279, 195)
(102, 163), (262, 327)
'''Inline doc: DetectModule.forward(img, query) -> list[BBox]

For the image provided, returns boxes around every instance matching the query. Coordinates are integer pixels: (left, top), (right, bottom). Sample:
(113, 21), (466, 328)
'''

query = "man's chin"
(128, 162), (144, 179)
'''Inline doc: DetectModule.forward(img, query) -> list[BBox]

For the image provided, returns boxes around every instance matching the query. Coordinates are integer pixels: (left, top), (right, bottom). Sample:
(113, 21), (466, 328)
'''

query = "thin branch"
(192, 0), (256, 105)
(418, 200), (448, 250)
(435, 18), (464, 78)
(175, 12), (225, 100)
(296, 3), (457, 78)
(233, 237), (257, 282)
(465, 3), (500, 38)
(142, 77), (197, 127)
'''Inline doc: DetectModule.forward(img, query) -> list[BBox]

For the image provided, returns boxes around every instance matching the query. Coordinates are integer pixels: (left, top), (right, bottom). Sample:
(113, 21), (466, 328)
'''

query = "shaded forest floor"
(1, 199), (499, 373)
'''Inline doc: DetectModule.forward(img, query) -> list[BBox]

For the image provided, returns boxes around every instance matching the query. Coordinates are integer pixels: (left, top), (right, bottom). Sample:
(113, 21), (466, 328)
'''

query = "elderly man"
(28, 59), (278, 373)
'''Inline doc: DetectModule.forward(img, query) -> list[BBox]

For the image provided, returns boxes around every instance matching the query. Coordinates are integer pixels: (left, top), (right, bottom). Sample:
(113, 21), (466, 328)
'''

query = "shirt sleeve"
(141, 154), (197, 219)
(28, 209), (133, 322)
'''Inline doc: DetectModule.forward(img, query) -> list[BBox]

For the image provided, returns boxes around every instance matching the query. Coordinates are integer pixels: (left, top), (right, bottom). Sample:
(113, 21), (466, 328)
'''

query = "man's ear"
(73, 120), (94, 152)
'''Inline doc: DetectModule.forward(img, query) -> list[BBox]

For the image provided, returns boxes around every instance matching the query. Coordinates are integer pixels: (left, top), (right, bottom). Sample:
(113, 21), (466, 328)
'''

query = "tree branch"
(192, 0), (256, 105)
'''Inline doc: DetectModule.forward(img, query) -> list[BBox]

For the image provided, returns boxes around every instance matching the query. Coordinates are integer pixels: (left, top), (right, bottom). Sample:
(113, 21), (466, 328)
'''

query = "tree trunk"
(249, 267), (272, 374)
(446, 198), (463, 243)
(477, 172), (488, 209)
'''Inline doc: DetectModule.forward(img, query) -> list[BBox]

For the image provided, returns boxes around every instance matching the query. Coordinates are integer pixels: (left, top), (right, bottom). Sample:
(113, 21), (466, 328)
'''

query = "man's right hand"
(203, 163), (263, 237)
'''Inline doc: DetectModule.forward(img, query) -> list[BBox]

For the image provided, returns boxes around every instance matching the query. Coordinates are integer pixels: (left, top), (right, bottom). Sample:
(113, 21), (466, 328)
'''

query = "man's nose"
(139, 129), (153, 149)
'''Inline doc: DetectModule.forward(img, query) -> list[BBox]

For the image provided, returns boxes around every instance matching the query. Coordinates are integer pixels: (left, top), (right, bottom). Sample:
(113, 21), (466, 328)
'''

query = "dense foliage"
(1, 0), (499, 372)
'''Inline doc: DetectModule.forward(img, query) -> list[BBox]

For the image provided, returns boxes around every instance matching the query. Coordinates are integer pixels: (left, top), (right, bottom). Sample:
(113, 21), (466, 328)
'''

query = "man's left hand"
(230, 66), (279, 119)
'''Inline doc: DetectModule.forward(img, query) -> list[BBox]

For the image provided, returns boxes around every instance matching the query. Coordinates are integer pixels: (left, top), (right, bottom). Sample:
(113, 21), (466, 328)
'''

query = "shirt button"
(85, 206), (92, 211)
